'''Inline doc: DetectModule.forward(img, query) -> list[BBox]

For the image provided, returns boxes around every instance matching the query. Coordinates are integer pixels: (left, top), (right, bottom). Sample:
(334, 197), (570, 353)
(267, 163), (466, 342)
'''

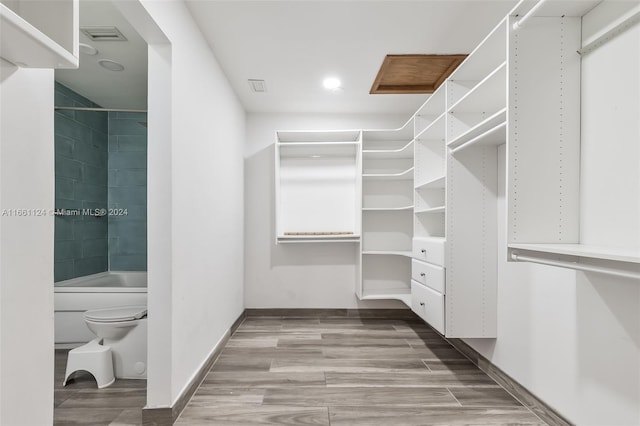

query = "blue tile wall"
(54, 83), (148, 280)
(54, 82), (108, 281)
(108, 112), (147, 271)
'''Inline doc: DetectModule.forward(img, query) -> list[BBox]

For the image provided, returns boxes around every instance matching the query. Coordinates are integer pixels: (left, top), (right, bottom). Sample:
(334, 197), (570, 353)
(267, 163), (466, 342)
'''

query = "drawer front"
(411, 259), (445, 293)
(411, 280), (445, 335)
(412, 238), (445, 266)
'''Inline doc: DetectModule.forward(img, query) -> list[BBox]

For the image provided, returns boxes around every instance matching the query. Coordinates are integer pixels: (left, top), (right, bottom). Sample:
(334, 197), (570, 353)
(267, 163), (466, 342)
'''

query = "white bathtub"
(55, 271), (147, 347)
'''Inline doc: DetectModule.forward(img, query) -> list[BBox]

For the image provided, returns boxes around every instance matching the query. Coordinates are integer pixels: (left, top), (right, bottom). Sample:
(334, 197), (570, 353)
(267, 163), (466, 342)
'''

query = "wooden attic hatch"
(370, 54), (467, 94)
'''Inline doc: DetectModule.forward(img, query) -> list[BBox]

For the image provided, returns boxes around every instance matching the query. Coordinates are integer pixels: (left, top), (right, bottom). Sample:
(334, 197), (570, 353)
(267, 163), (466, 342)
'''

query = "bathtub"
(54, 271), (147, 347)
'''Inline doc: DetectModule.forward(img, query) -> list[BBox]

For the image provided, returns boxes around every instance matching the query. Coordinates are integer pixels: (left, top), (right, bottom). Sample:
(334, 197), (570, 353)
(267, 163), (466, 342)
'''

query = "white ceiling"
(55, 0), (601, 115)
(55, 0), (148, 110)
(186, 0), (519, 114)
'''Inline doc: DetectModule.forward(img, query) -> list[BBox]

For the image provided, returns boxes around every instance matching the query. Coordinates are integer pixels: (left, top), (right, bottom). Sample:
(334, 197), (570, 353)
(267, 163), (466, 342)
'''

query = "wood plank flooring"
(54, 349), (146, 426)
(176, 315), (547, 426)
(52, 313), (548, 425)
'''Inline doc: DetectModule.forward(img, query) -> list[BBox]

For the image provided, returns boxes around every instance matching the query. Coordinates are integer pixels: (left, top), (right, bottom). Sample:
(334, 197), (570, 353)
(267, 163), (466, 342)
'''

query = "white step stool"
(63, 338), (115, 388)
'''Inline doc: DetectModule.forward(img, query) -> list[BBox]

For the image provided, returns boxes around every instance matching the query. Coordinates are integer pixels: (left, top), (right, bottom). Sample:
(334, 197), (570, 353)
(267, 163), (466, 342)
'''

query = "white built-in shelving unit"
(274, 0), (640, 339)
(358, 122), (414, 306)
(275, 130), (362, 243)
(506, 2), (640, 278)
(411, 81), (448, 335)
(0, 0), (78, 68)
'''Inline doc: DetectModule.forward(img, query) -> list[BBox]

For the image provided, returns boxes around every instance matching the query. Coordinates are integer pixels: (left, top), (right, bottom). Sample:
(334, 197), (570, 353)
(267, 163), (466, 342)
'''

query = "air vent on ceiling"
(248, 79), (267, 93)
(81, 26), (128, 41)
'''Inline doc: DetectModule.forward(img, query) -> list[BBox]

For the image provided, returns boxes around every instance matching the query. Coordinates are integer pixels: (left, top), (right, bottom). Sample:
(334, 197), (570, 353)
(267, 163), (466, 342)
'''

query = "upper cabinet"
(0, 0), (79, 68)
(275, 130), (362, 243)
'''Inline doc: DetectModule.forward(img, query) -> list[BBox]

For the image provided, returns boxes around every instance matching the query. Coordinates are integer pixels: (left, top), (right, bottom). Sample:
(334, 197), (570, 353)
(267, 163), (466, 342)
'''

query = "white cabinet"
(411, 280), (445, 335)
(275, 130), (362, 243)
(412, 237), (445, 266)
(0, 0), (78, 68)
(411, 259), (445, 293)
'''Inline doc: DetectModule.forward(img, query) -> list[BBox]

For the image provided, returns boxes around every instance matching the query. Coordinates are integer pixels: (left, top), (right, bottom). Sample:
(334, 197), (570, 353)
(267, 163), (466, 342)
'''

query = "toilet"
(63, 306), (147, 387)
(82, 306), (148, 379)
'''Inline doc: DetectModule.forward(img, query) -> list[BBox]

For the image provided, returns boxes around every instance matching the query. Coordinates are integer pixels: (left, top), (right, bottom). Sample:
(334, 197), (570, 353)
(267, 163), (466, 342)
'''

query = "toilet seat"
(84, 306), (147, 323)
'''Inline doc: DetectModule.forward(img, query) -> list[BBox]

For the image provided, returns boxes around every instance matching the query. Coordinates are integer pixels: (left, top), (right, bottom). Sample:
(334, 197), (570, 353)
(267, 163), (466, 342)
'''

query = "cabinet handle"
(419, 302), (425, 306)
(421, 249), (426, 254)
(420, 272), (426, 277)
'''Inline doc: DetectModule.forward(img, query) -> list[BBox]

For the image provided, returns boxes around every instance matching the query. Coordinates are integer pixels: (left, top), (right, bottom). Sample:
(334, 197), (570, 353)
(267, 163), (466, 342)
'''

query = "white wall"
(245, 113), (410, 308)
(465, 5), (640, 424)
(0, 60), (55, 425)
(120, 0), (246, 408)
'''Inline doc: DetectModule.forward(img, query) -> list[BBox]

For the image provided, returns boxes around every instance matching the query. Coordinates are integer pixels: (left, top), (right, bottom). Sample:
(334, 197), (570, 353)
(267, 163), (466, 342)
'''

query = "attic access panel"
(370, 54), (467, 94)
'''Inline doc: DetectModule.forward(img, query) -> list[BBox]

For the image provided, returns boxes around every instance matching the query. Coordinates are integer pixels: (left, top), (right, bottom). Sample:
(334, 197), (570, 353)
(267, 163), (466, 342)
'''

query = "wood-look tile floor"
(54, 349), (146, 426)
(176, 315), (547, 426)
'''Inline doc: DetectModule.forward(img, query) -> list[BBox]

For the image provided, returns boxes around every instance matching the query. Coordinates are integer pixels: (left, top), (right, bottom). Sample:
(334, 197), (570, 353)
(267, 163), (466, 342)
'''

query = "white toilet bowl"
(83, 306), (147, 379)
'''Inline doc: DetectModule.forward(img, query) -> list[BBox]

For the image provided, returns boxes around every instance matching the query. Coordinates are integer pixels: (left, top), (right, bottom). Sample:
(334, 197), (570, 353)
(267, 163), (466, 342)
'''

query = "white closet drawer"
(411, 280), (445, 335)
(411, 259), (445, 294)
(412, 238), (445, 266)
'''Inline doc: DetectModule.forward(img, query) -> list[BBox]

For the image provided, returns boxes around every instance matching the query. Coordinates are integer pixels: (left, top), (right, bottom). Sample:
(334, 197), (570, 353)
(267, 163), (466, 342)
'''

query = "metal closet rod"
(512, 0), (549, 30)
(55, 106), (147, 113)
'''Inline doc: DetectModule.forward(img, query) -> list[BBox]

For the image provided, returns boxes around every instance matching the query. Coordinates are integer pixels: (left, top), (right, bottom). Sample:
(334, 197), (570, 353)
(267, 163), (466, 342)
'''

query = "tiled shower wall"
(108, 112), (147, 271)
(54, 83), (147, 281)
(54, 83), (109, 281)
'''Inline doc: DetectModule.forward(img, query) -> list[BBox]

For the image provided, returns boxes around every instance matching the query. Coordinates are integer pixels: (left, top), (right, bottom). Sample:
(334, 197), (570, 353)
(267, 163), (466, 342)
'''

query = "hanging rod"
(578, 8), (640, 55)
(512, 0), (550, 30)
(55, 106), (147, 113)
(510, 252), (640, 280)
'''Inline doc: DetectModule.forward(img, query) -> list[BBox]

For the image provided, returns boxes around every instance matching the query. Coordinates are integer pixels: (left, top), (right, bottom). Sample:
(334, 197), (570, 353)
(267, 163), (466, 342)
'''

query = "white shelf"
(415, 84), (447, 118)
(278, 235), (360, 243)
(363, 140), (414, 159)
(415, 206), (445, 214)
(449, 62), (506, 114)
(415, 112), (446, 141)
(0, 3), (78, 68)
(278, 143), (358, 158)
(363, 206), (413, 212)
(363, 122), (413, 143)
(415, 176), (445, 190)
(414, 236), (446, 244)
(447, 108), (506, 150)
(363, 167), (414, 181)
(509, 243), (640, 264)
(361, 292), (411, 307)
(449, 17), (506, 82)
(362, 251), (413, 257)
(277, 130), (360, 143)
(450, 122), (506, 154)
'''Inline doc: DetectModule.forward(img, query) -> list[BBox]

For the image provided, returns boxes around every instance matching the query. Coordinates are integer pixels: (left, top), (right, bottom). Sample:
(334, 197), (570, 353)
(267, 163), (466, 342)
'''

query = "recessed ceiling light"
(98, 59), (125, 72)
(323, 77), (342, 91)
(79, 43), (98, 56)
